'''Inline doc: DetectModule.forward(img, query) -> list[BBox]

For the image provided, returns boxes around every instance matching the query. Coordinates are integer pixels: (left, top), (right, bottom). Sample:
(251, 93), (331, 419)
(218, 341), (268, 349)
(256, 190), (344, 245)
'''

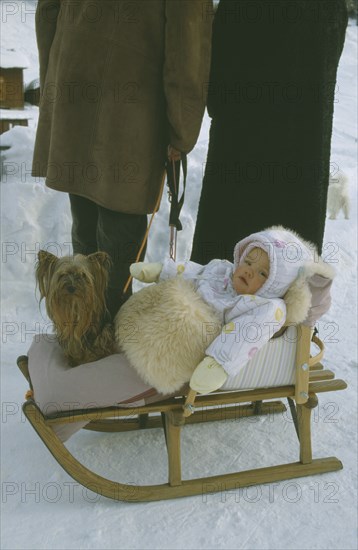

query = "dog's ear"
(87, 251), (112, 273)
(36, 250), (58, 298)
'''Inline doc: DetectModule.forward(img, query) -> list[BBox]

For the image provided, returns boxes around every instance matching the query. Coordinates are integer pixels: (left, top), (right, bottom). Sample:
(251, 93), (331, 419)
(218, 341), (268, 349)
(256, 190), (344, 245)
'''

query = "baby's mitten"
(130, 262), (163, 283)
(190, 356), (228, 394)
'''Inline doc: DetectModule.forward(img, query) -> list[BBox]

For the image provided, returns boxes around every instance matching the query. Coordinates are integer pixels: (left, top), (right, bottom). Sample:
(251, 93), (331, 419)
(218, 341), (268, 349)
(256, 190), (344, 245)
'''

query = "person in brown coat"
(32, 0), (212, 317)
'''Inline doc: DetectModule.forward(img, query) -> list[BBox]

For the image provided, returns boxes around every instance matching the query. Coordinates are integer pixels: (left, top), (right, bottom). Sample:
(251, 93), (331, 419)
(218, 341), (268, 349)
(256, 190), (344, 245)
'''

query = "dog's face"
(36, 251), (111, 338)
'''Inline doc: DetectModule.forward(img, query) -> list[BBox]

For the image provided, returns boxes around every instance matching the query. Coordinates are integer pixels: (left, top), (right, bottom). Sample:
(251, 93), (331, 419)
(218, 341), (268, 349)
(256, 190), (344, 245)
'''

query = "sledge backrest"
(303, 274), (333, 327)
(293, 274), (333, 404)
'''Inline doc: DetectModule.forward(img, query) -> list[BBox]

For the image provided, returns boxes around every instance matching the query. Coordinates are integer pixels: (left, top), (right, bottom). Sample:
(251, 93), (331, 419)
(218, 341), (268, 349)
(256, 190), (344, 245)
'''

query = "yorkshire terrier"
(36, 250), (116, 366)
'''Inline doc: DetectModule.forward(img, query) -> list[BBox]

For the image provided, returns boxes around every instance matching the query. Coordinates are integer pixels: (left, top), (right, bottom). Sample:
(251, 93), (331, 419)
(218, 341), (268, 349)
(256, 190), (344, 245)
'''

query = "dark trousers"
(69, 194), (147, 319)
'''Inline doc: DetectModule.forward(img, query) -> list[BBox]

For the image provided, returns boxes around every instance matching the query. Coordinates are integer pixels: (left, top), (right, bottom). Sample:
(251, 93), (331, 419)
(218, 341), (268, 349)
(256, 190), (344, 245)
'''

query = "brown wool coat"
(32, 0), (213, 214)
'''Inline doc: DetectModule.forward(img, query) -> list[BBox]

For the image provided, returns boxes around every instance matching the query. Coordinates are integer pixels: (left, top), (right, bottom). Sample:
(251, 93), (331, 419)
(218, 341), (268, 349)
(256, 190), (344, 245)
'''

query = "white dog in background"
(327, 170), (350, 220)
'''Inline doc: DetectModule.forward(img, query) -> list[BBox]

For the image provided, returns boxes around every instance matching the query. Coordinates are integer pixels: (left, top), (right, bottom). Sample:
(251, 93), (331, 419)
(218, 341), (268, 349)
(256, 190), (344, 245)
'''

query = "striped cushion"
(222, 326), (297, 390)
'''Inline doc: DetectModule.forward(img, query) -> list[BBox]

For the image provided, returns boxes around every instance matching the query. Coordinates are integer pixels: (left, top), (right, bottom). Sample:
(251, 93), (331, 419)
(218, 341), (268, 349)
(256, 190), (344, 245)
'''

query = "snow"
(0, 106), (36, 121)
(1, 3), (357, 550)
(0, 0), (38, 83)
(0, 46), (29, 69)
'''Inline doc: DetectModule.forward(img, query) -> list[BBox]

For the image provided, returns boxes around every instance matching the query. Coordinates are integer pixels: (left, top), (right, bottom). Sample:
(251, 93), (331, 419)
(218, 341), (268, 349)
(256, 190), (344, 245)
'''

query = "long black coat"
(191, 0), (348, 261)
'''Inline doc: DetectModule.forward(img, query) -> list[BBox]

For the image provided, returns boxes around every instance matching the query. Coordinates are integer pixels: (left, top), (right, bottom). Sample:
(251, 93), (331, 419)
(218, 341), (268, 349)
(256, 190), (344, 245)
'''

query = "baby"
(130, 226), (314, 394)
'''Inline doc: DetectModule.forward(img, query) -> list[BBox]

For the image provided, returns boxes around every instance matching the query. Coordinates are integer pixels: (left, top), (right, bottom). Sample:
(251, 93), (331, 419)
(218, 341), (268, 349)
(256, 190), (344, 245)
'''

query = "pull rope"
(122, 154), (187, 295)
(122, 169), (167, 296)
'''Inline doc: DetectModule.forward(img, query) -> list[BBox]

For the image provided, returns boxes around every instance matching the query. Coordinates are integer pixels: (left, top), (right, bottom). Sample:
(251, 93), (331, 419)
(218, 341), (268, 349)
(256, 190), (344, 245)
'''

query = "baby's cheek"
(253, 278), (262, 291)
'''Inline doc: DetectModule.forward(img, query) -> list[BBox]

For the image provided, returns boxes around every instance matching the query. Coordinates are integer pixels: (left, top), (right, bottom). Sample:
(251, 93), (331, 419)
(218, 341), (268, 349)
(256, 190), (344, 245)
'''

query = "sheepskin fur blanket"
(115, 278), (221, 394)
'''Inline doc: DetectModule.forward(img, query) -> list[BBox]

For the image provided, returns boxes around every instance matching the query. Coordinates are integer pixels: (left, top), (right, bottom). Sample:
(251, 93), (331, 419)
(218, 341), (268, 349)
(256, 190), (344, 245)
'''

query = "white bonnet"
(233, 226), (315, 299)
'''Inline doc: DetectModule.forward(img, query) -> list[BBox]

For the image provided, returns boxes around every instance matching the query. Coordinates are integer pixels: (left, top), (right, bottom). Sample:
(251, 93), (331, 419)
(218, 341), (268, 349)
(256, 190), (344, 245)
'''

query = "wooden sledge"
(17, 324), (347, 502)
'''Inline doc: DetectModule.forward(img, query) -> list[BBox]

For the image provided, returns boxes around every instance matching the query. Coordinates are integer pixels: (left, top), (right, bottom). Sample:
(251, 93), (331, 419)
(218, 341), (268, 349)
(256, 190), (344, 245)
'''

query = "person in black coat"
(191, 0), (348, 262)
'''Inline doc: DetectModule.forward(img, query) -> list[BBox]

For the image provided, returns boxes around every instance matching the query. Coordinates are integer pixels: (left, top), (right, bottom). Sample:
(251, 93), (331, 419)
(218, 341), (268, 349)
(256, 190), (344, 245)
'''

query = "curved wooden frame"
(17, 323), (347, 502)
(21, 397), (343, 502)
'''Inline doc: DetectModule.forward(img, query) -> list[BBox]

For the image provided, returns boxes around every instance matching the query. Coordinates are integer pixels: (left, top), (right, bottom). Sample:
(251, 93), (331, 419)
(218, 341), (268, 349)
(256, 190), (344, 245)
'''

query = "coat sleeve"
(35, 0), (61, 90)
(163, 0), (213, 153)
(206, 297), (287, 377)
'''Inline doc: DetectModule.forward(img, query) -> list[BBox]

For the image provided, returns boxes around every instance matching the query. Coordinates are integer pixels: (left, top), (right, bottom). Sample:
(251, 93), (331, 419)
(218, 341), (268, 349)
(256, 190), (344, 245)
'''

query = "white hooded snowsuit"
(159, 227), (314, 377)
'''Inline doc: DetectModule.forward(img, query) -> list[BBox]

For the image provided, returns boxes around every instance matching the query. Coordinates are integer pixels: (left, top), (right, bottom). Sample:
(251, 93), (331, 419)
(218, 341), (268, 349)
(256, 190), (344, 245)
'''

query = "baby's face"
(232, 247), (269, 295)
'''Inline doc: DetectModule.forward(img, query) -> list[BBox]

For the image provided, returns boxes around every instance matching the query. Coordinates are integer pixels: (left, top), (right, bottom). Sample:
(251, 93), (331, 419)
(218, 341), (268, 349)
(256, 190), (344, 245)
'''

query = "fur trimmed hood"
(234, 226), (315, 299)
(236, 226), (336, 324)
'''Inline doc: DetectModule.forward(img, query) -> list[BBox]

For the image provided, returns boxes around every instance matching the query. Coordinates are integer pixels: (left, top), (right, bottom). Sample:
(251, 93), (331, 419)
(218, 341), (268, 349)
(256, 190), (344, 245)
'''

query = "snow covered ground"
(1, 3), (357, 549)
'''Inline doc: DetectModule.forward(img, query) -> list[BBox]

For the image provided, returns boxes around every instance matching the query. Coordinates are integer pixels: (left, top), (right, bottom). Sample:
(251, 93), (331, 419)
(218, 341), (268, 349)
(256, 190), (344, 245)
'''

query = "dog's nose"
(66, 285), (76, 294)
